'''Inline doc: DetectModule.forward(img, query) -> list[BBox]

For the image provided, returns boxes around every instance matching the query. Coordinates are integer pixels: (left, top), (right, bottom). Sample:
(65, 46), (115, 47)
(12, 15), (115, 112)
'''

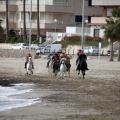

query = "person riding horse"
(46, 52), (53, 68)
(76, 49), (82, 65)
(76, 50), (89, 70)
(24, 53), (34, 69)
(60, 53), (71, 71)
(52, 53), (60, 73)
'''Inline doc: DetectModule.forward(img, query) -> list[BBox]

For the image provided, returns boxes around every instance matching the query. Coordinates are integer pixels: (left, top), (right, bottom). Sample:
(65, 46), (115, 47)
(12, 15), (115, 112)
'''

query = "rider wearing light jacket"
(46, 52), (53, 68)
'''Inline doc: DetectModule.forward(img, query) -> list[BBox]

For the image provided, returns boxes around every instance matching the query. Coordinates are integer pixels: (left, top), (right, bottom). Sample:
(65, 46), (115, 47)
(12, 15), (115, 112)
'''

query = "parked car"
(30, 45), (45, 50)
(31, 44), (41, 50)
(12, 43), (29, 50)
(84, 46), (99, 55)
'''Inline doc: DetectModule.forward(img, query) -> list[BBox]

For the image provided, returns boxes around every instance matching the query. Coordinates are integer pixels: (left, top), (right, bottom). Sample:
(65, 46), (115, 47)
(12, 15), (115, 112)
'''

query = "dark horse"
(53, 60), (60, 76)
(76, 58), (87, 78)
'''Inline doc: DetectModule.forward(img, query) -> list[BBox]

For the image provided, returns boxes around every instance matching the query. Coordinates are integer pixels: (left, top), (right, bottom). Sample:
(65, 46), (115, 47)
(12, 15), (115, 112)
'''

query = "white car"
(30, 44), (45, 50)
(84, 46), (99, 55)
(31, 44), (40, 50)
(12, 43), (29, 50)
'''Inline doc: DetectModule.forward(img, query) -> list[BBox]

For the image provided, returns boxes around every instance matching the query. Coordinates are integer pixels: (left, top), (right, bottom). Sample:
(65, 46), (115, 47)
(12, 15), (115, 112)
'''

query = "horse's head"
(61, 58), (66, 62)
(61, 60), (65, 64)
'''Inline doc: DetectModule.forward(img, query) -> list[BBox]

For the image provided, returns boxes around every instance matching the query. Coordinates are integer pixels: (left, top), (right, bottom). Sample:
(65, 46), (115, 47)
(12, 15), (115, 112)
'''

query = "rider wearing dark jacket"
(52, 53), (60, 61)
(77, 51), (89, 70)
(52, 53), (60, 73)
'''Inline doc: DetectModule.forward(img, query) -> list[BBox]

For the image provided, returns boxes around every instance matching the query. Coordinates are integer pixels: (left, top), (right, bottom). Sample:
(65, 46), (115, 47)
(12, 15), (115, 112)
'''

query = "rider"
(76, 49), (82, 65)
(60, 53), (71, 70)
(77, 50), (89, 70)
(65, 54), (71, 70)
(24, 53), (34, 69)
(52, 53), (60, 62)
(60, 52), (66, 59)
(52, 53), (60, 73)
(46, 52), (53, 68)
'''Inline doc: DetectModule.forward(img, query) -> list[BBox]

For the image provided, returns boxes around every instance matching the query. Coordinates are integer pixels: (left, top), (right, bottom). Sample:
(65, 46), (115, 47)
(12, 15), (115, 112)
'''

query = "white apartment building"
(0, 0), (102, 36)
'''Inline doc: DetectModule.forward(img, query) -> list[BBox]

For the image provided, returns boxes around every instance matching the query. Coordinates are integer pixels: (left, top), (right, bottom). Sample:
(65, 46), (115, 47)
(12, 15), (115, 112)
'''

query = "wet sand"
(0, 56), (120, 120)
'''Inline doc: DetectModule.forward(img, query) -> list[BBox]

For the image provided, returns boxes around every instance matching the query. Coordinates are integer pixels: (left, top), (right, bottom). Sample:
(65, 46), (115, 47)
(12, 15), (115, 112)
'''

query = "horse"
(59, 58), (71, 78)
(59, 58), (67, 78)
(53, 60), (60, 76)
(76, 58), (86, 78)
(25, 57), (33, 76)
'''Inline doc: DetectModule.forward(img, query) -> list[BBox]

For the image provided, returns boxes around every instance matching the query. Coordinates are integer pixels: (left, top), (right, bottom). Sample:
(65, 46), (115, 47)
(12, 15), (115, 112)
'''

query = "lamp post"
(54, 19), (57, 32)
(84, 20), (88, 45)
(29, 0), (32, 50)
(85, 20), (88, 33)
(19, 19), (22, 36)
(81, 0), (85, 50)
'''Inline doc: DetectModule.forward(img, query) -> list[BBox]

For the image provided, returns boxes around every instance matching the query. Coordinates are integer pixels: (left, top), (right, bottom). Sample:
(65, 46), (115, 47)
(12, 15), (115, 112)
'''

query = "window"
(75, 16), (82, 22)
(94, 29), (99, 37)
(45, 46), (51, 50)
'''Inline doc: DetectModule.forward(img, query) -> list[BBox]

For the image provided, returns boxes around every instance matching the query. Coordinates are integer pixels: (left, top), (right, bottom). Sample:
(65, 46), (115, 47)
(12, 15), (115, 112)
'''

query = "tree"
(23, 0), (27, 41)
(6, 0), (9, 39)
(111, 8), (120, 61)
(102, 18), (117, 61)
(37, 0), (40, 43)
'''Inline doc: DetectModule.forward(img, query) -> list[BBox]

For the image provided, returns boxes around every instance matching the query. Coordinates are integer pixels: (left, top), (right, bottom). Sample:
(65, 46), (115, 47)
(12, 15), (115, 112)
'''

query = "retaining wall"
(0, 49), (36, 58)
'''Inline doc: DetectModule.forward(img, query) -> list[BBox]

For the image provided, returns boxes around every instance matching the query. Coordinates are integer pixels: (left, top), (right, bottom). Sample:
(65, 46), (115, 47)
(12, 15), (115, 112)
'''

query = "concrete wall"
(0, 49), (36, 58)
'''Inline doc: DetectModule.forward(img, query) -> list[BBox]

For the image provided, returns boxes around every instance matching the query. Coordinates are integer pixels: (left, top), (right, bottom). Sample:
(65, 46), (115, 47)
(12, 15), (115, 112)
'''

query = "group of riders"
(24, 49), (89, 72)
(46, 52), (71, 73)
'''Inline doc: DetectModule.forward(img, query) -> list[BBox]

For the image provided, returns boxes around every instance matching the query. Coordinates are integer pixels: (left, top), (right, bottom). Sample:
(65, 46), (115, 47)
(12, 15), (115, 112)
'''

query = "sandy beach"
(0, 55), (120, 120)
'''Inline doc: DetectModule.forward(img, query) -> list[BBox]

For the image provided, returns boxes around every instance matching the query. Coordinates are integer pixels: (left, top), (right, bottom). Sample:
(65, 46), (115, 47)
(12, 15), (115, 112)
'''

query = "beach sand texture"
(0, 56), (120, 120)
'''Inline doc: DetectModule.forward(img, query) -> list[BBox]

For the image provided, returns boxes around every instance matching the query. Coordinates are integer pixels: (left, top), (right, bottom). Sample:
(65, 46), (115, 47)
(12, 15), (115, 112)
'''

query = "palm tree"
(102, 18), (117, 61)
(23, 0), (27, 41)
(111, 8), (120, 61)
(37, 0), (40, 43)
(6, 0), (9, 40)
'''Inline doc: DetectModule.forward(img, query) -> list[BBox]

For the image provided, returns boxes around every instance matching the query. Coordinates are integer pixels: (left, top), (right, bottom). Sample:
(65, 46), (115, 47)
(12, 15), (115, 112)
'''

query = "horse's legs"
(81, 70), (85, 78)
(54, 69), (57, 77)
(64, 72), (66, 77)
(78, 70), (80, 74)
(31, 70), (33, 74)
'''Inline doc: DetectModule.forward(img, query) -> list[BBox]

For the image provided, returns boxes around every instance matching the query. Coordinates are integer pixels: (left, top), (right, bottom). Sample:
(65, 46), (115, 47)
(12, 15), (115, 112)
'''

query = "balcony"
(2, 20), (16, 29)
(0, 1), (17, 11)
(17, 1), (68, 6)
(17, 2), (72, 13)
(90, 17), (106, 24)
(92, 0), (120, 6)
(18, 19), (64, 30)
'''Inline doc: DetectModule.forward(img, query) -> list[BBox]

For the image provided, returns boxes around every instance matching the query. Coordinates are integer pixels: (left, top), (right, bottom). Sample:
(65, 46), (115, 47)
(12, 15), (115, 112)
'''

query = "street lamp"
(85, 20), (88, 34)
(19, 19), (22, 36)
(54, 19), (57, 32)
(84, 20), (88, 45)
(81, 0), (85, 50)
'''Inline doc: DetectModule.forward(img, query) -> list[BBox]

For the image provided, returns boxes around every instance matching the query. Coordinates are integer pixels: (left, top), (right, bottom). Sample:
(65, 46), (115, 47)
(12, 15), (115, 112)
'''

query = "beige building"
(90, 0), (120, 37)
(0, 0), (102, 36)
